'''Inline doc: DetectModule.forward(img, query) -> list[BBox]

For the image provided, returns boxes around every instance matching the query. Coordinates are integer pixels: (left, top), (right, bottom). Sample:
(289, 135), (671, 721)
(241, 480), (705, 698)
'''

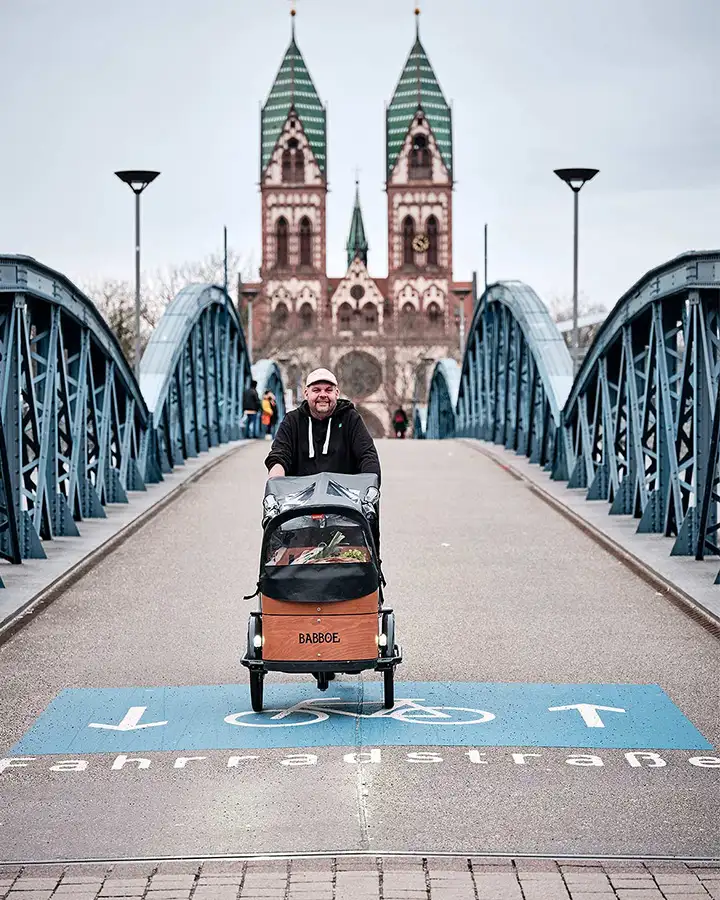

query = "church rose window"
(276, 217), (289, 267)
(403, 216), (415, 266)
(350, 284), (365, 301)
(299, 217), (313, 267)
(427, 216), (439, 266)
(337, 351), (383, 399)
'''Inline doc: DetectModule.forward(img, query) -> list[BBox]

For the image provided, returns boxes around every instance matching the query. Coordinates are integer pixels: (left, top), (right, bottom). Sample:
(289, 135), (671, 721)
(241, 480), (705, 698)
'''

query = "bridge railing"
(0, 258), (283, 584)
(422, 250), (720, 579)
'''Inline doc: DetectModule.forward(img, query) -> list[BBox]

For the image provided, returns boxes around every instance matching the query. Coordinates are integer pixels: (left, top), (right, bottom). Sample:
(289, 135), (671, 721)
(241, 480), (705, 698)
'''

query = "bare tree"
(544, 291), (607, 324)
(83, 277), (158, 361)
(85, 248), (258, 365)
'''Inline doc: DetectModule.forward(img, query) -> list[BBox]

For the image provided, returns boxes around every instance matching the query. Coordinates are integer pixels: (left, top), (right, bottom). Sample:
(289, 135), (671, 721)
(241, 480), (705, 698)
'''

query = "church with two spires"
(240, 11), (472, 437)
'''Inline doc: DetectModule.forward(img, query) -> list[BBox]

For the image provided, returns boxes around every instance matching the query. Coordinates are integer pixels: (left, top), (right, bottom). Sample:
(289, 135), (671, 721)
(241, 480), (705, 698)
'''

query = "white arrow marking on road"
(88, 706), (169, 731)
(548, 703), (626, 728)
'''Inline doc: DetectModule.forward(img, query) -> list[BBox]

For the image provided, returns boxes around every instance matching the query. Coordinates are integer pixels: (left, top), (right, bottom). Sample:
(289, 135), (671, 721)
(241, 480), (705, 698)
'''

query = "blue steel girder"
(0, 256), (150, 561)
(561, 250), (720, 560)
(140, 284), (252, 475)
(455, 281), (573, 474)
(412, 405), (428, 439)
(425, 359), (460, 439)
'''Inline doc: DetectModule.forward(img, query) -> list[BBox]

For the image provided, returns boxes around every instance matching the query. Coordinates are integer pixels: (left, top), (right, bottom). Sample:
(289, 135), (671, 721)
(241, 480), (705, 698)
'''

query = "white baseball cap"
(306, 367), (338, 388)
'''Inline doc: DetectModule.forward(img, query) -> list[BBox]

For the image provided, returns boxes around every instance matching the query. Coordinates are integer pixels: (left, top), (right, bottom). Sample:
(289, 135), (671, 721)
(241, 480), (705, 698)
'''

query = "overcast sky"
(2, 0), (718, 311)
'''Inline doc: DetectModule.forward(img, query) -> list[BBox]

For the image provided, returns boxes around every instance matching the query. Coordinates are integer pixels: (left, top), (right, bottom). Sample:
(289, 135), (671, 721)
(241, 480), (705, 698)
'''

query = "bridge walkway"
(0, 440), (717, 865)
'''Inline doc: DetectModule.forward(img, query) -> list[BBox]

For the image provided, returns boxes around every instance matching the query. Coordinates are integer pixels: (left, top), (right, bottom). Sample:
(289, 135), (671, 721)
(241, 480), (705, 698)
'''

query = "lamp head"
(115, 170), (161, 194)
(554, 168), (599, 192)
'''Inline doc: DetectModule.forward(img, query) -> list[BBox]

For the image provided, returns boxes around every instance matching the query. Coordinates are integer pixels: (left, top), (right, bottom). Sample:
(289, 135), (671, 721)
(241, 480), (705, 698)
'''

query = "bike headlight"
(253, 634), (263, 648)
(364, 486), (380, 505)
(262, 495), (280, 525)
(378, 633), (388, 647)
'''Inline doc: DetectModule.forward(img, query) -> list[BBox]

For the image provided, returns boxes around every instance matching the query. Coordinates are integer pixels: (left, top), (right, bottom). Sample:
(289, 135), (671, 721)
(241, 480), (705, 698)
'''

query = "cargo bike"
(241, 472), (402, 712)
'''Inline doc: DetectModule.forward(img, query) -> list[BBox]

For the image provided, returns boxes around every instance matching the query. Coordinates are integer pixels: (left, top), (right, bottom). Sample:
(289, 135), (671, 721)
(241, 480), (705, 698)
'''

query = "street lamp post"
(553, 167), (598, 374)
(115, 170), (161, 377)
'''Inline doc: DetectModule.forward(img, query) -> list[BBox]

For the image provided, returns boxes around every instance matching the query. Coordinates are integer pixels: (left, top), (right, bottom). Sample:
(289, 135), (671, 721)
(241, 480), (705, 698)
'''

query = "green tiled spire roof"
(386, 32), (452, 177)
(346, 182), (369, 268)
(261, 30), (326, 175)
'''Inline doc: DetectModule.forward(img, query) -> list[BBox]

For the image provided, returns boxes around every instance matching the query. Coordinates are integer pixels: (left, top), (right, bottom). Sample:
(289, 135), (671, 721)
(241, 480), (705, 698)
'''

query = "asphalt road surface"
(0, 439), (718, 862)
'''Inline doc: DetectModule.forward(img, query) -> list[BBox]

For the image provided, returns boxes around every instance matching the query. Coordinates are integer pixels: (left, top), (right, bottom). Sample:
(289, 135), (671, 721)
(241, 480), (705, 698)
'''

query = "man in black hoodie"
(265, 368), (381, 480)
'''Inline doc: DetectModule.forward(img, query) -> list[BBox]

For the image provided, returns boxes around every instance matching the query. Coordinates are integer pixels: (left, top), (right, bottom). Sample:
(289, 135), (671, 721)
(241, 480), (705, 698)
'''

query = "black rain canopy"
(260, 473), (380, 603)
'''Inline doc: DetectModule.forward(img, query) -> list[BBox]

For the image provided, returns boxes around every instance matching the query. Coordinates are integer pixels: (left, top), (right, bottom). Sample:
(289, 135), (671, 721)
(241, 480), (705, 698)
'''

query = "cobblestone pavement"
(1, 857), (719, 900)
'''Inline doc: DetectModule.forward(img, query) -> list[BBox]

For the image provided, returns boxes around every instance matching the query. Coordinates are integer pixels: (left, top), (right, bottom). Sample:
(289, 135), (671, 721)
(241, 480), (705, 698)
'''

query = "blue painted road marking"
(7, 682), (713, 756)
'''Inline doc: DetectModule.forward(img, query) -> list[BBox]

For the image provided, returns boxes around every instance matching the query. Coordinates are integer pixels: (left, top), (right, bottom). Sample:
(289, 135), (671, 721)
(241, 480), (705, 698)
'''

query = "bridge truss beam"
(0, 256), (151, 565)
(140, 285), (253, 477)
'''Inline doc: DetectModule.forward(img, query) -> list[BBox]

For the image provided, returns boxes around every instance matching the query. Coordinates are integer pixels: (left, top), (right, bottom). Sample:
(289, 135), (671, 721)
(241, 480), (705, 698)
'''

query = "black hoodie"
(264, 399), (381, 480)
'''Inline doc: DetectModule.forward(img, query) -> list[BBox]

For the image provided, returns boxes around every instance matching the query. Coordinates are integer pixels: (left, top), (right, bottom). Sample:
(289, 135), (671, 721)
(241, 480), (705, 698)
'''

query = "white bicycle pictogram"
(224, 697), (496, 728)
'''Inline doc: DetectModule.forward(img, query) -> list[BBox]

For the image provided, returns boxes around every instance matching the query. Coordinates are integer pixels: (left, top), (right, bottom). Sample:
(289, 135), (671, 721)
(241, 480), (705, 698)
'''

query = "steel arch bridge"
(420, 250), (720, 576)
(140, 284), (252, 476)
(0, 258), (274, 582)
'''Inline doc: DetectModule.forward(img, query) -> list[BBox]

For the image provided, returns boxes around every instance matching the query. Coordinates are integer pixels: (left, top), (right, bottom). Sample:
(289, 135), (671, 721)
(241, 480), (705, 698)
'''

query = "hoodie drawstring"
(308, 416), (332, 459)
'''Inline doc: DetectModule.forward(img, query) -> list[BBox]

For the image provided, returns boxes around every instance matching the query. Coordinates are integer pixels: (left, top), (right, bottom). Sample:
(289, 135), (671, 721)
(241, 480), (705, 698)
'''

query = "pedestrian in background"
(243, 379), (261, 438)
(393, 407), (408, 439)
(261, 391), (274, 438)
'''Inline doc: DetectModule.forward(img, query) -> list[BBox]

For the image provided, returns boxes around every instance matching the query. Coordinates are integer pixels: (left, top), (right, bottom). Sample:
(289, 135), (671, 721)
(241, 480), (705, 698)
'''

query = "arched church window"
(427, 301), (443, 330)
(293, 147), (305, 182)
(299, 303), (314, 330)
(282, 138), (305, 184)
(427, 216), (439, 267)
(400, 301), (417, 333)
(338, 302), (353, 331)
(362, 302), (377, 331)
(281, 149), (292, 183)
(403, 216), (416, 267)
(299, 217), (312, 267)
(272, 302), (289, 330)
(276, 217), (289, 268)
(410, 134), (431, 180)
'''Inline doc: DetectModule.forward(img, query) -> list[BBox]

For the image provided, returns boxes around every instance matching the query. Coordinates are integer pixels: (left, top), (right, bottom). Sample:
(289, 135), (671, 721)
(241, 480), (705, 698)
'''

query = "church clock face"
(412, 233), (430, 253)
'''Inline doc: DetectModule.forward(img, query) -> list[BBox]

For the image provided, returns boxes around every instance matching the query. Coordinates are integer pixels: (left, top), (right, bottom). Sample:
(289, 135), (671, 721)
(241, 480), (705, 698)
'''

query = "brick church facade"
(239, 12), (473, 437)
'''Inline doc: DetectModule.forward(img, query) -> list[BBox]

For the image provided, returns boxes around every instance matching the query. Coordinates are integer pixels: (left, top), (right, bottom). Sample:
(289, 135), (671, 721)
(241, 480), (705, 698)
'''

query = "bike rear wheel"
(250, 670), (264, 712)
(383, 668), (395, 709)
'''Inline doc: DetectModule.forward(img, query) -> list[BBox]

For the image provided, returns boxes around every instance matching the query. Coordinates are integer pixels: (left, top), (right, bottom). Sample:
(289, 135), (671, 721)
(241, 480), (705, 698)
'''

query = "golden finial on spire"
(415, 6), (420, 37)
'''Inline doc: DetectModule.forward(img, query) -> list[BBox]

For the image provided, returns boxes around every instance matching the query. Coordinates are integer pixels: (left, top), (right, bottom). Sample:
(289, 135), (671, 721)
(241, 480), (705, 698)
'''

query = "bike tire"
(250, 671), (264, 713)
(383, 668), (395, 709)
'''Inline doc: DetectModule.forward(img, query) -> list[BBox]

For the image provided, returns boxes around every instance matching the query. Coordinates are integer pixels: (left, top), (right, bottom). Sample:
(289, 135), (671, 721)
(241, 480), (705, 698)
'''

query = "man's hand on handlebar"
(267, 464), (286, 479)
